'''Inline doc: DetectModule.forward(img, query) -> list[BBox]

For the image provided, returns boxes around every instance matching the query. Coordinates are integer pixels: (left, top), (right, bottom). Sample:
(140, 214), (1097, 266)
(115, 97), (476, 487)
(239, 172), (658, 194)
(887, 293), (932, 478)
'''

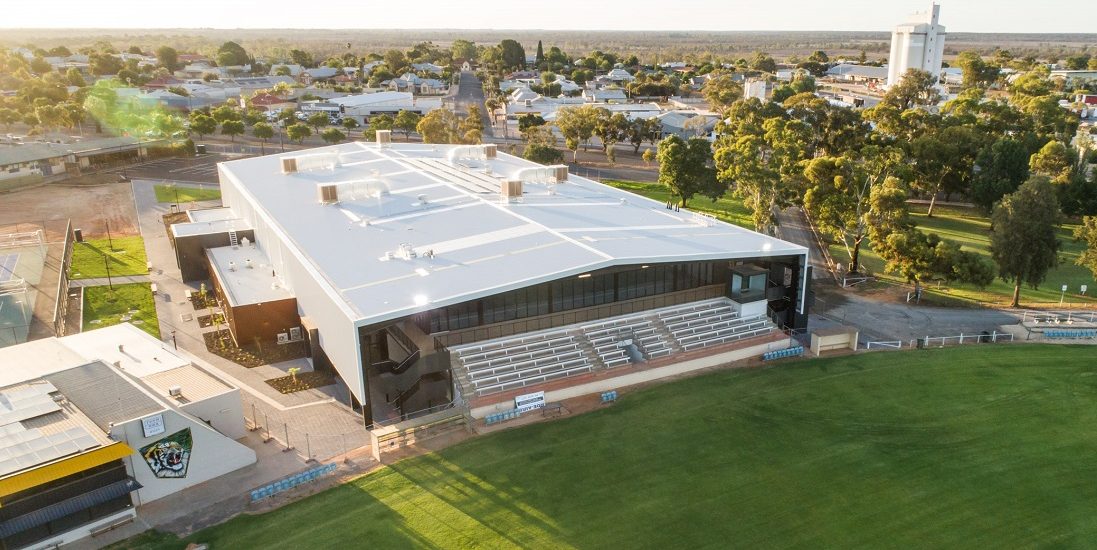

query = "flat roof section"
(218, 143), (808, 327)
(187, 207), (236, 223)
(171, 218), (251, 238)
(207, 244), (295, 306)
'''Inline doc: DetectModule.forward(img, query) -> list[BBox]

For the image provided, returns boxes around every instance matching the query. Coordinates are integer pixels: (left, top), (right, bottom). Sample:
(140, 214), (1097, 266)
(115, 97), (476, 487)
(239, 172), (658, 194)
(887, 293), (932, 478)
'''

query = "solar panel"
(0, 384), (62, 426)
(0, 425), (99, 477)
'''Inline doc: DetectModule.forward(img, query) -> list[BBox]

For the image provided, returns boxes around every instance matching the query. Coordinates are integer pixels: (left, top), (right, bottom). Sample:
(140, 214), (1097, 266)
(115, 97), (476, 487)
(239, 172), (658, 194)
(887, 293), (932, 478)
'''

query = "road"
(774, 206), (832, 281)
(454, 71), (493, 138)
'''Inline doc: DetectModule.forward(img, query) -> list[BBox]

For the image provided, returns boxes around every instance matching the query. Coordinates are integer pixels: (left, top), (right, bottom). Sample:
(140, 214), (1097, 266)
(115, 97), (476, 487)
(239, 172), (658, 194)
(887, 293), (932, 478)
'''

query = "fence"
(1020, 310), (1097, 325)
(241, 394), (372, 465)
(866, 331), (1014, 350)
(53, 220), (74, 337)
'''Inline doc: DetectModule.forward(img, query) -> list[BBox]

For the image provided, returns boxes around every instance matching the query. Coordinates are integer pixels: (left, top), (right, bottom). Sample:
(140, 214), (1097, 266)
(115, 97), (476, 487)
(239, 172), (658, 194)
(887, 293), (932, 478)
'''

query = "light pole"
(104, 256), (114, 291)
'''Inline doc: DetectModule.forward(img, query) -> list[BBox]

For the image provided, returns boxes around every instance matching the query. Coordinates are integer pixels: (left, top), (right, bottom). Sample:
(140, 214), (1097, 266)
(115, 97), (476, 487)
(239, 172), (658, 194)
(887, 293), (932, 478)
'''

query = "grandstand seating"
(453, 328), (593, 397)
(656, 299), (776, 352)
(763, 346), (804, 361)
(452, 298), (779, 398)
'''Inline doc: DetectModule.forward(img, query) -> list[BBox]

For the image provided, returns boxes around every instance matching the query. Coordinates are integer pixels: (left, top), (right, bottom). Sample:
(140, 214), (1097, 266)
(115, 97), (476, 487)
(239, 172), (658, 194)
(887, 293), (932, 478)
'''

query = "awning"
(0, 477), (141, 538)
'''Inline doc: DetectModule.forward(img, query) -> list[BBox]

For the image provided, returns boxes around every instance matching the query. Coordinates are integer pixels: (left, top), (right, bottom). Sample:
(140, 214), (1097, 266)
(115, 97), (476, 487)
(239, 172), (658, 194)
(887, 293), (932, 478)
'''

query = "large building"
(0, 324), (255, 550)
(886, 3), (946, 88)
(171, 138), (810, 425)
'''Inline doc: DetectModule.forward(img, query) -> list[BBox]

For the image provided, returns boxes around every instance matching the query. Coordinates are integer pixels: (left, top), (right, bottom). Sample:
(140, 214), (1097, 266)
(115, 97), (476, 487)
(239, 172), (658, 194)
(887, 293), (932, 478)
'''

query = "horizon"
(1, 0), (1094, 34)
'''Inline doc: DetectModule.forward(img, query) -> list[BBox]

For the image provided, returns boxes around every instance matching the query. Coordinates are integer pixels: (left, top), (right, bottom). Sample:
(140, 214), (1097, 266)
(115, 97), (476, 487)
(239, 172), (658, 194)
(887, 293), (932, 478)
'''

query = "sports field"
(118, 345), (1097, 549)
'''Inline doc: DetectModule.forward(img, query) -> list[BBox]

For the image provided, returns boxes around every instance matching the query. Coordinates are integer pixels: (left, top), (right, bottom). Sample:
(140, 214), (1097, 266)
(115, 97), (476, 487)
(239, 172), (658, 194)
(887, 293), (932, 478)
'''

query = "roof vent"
(281, 157), (297, 173)
(396, 243), (417, 260)
(229, 261), (236, 271)
(168, 386), (182, 397)
(502, 180), (523, 202)
(482, 143), (497, 159)
(318, 184), (339, 204)
(245, 258), (253, 269)
(376, 129), (392, 147)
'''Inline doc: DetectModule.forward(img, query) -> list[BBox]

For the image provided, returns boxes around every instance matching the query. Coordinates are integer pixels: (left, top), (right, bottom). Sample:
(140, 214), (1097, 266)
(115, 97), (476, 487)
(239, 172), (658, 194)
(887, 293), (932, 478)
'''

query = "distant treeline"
(1, 29), (1093, 63)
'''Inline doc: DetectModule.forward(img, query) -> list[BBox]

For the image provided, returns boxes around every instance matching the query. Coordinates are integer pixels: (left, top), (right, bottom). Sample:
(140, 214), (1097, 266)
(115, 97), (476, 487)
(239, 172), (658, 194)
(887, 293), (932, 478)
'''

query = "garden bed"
(265, 371), (336, 394)
(203, 329), (309, 368)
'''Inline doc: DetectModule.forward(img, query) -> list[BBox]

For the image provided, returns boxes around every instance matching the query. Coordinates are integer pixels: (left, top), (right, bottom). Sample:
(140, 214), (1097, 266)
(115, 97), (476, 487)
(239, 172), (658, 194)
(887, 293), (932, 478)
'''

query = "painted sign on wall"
(140, 428), (193, 479)
(141, 414), (165, 437)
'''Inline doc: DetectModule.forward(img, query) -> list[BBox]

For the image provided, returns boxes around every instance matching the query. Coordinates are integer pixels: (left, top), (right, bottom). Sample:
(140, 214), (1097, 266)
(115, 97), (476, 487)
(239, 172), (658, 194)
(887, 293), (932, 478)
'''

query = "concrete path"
(69, 274), (150, 287)
(774, 206), (833, 281)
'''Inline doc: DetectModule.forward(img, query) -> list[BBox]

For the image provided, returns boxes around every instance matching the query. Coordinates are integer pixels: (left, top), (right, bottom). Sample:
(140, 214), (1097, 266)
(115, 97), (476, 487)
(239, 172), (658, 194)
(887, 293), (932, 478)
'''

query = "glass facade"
(421, 261), (726, 334)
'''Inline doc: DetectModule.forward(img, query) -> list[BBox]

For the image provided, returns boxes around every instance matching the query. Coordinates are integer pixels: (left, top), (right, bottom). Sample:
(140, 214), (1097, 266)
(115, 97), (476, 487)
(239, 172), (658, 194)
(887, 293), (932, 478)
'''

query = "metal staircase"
(228, 230), (239, 247)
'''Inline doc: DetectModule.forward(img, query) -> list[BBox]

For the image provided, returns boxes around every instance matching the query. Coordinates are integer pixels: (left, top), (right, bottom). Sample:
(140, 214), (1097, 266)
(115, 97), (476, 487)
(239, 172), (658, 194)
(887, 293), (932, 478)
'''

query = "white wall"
(219, 166), (367, 406)
(180, 388), (247, 439)
(117, 407), (256, 504)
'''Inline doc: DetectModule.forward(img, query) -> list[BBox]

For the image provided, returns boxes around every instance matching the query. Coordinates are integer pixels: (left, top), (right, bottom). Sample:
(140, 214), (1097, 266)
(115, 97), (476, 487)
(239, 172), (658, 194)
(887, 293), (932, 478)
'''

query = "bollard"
(305, 434), (316, 463)
(264, 413), (272, 443)
(250, 403), (258, 431)
(342, 434), (349, 464)
(283, 423), (293, 452)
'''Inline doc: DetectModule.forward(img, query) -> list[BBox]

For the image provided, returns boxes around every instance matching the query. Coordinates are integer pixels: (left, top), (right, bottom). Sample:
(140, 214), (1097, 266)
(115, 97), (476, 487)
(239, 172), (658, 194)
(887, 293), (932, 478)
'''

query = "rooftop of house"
(216, 143), (808, 327)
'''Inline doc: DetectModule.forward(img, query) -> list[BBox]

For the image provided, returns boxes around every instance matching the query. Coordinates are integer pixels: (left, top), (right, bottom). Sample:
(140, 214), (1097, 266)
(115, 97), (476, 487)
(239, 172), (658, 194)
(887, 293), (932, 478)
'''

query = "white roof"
(218, 144), (807, 328)
(329, 91), (413, 107)
(207, 244), (295, 306)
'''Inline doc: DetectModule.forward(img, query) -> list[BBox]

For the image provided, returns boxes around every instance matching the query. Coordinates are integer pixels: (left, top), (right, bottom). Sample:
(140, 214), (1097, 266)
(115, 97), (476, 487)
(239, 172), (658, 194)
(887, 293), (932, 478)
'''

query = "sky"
(0, 0), (1090, 33)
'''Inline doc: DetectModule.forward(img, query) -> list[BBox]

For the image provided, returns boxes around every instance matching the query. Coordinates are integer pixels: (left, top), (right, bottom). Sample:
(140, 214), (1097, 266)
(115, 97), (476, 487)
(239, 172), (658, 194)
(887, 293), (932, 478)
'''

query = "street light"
(1060, 284), (1068, 306)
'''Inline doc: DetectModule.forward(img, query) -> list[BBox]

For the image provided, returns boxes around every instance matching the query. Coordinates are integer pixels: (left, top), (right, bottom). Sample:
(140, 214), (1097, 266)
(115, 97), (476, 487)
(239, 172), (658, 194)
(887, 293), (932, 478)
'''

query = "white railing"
(865, 340), (902, 350)
(914, 332), (1014, 348)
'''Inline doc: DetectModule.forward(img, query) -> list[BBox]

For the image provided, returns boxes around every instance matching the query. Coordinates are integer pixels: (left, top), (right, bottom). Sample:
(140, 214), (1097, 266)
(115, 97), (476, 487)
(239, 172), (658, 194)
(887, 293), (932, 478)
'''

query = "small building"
(0, 324), (255, 549)
(0, 137), (162, 187)
(248, 92), (297, 112)
(269, 63), (304, 77)
(410, 62), (444, 75)
(583, 88), (628, 103)
(825, 64), (889, 84)
(206, 243), (301, 346)
(299, 67), (340, 85)
(327, 91), (442, 124)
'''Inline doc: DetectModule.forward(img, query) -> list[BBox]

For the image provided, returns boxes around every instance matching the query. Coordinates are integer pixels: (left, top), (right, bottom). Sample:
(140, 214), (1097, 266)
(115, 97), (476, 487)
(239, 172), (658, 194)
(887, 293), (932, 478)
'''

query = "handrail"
(386, 324), (418, 356)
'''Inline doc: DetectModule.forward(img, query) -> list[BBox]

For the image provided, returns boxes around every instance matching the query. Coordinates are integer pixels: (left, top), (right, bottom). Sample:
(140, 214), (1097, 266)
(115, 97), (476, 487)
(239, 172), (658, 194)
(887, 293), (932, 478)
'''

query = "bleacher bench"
(484, 409), (522, 425)
(601, 390), (618, 404)
(763, 346), (805, 361)
(1045, 329), (1097, 339)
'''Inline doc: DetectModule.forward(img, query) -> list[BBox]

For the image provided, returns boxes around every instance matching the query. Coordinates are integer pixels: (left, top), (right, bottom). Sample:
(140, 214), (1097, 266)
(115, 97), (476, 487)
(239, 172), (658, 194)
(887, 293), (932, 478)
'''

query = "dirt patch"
(0, 181), (138, 240)
(196, 313), (225, 328)
(203, 329), (309, 368)
(265, 371), (336, 394)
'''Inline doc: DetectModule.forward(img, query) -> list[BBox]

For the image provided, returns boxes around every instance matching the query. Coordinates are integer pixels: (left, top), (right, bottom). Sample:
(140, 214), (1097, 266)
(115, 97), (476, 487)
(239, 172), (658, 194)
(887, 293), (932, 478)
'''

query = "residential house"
(825, 64), (889, 85)
(583, 88), (628, 103)
(411, 62), (444, 75)
(327, 91), (443, 124)
(299, 67), (340, 85)
(269, 63), (304, 77)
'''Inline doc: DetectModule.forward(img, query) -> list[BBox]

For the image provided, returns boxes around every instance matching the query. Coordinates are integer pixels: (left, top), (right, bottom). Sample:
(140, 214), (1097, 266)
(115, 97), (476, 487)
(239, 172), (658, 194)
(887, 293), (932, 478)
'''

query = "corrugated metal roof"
(143, 365), (234, 403)
(45, 362), (161, 432)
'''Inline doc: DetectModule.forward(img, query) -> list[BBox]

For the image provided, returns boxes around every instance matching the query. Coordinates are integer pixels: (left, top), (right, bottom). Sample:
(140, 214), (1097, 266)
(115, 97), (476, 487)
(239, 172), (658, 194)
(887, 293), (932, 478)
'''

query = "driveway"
(454, 71), (493, 138)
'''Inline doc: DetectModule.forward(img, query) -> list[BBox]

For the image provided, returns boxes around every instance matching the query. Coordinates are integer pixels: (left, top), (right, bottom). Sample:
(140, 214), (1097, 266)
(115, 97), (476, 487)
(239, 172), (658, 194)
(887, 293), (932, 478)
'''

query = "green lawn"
(69, 237), (148, 279)
(153, 184), (222, 204)
(82, 283), (160, 337)
(116, 345), (1097, 549)
(604, 179), (754, 229)
(830, 205), (1097, 307)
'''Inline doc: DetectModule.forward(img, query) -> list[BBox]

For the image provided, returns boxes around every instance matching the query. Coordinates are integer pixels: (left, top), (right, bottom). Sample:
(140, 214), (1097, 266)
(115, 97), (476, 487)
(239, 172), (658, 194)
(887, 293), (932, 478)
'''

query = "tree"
(460, 106), (483, 144)
(642, 148), (656, 166)
(341, 117), (359, 138)
(592, 110), (627, 160)
(155, 46), (179, 72)
(500, 39), (526, 70)
(971, 138), (1030, 212)
(220, 119), (245, 142)
(989, 176), (1063, 307)
(955, 51), (999, 90)
(210, 104), (241, 123)
(307, 111), (330, 131)
(216, 41), (249, 67)
(882, 68), (940, 109)
(189, 114), (216, 139)
(393, 110), (421, 141)
(1028, 141), (1075, 185)
(1075, 216), (1097, 279)
(535, 40), (545, 66)
(555, 105), (599, 162)
(65, 67), (85, 87)
(252, 121), (274, 154)
(416, 109), (460, 143)
(451, 39), (477, 63)
(808, 50), (829, 64)
(524, 144), (563, 165)
(371, 114), (394, 132)
(286, 123), (312, 143)
(701, 71), (743, 112)
(749, 51), (777, 73)
(803, 146), (906, 273)
(656, 135), (722, 208)
(321, 128), (346, 144)
(383, 49), (407, 73)
(290, 49), (314, 68)
(626, 117), (662, 154)
(518, 114), (546, 132)
(273, 65), (292, 77)
(911, 124), (983, 217)
(89, 53), (123, 76)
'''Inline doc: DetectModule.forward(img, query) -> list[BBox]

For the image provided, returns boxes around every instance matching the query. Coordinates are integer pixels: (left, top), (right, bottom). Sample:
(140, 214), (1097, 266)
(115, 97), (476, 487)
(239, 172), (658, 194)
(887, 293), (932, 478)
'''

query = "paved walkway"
(774, 206), (832, 281)
(129, 179), (373, 461)
(68, 274), (150, 287)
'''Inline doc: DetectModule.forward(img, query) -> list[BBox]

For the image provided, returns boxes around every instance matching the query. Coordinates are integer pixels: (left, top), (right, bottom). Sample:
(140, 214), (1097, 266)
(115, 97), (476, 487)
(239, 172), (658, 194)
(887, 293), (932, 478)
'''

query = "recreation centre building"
(170, 135), (811, 425)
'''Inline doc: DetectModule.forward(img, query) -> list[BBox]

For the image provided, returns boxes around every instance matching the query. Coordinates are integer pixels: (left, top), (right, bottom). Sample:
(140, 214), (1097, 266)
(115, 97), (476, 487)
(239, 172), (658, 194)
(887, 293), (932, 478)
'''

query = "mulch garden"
(203, 329), (309, 368)
(265, 371), (336, 394)
(197, 313), (225, 328)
